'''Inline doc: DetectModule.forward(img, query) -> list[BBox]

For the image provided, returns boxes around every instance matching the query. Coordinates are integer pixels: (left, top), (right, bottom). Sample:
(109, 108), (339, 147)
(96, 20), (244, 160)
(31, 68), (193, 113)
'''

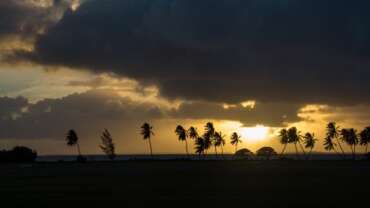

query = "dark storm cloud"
(171, 101), (302, 127)
(0, 0), (70, 40)
(0, 90), (164, 140)
(0, 96), (28, 120)
(13, 0), (370, 104)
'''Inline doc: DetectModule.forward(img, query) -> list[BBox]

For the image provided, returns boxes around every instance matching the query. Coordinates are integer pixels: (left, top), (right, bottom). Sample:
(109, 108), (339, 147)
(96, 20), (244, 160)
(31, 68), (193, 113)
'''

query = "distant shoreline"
(36, 153), (368, 162)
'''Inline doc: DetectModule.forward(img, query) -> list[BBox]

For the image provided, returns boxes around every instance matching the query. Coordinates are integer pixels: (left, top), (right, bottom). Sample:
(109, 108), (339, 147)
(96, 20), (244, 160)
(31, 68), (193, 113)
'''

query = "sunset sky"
(1, 0), (370, 155)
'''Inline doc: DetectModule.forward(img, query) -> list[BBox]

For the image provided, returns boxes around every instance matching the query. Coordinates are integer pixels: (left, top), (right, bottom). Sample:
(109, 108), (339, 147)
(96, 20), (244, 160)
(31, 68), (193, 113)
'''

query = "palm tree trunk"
(280, 144), (287, 158)
(148, 138), (153, 157)
(332, 147), (342, 160)
(214, 146), (218, 158)
(298, 141), (306, 157)
(336, 138), (346, 158)
(221, 145), (224, 159)
(294, 143), (299, 160)
(350, 145), (354, 160)
(353, 145), (356, 160)
(185, 139), (189, 156)
(366, 144), (368, 154)
(307, 148), (313, 160)
(77, 143), (82, 156)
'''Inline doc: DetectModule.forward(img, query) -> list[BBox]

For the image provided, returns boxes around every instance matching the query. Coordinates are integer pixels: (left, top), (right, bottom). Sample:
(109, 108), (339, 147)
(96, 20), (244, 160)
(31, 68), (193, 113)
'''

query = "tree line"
(65, 121), (370, 161)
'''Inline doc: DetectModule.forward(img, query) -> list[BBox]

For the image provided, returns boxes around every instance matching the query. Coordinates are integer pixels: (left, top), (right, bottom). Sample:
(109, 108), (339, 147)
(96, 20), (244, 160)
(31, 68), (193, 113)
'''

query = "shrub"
(0, 146), (37, 163)
(256, 147), (277, 160)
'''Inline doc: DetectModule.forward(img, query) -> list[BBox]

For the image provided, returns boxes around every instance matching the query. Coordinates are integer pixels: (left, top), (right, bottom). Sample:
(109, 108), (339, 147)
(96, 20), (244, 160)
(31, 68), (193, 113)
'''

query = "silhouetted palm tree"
(187, 126), (199, 155)
(303, 132), (318, 160)
(205, 122), (215, 136)
(287, 127), (305, 159)
(214, 131), (226, 157)
(219, 132), (226, 156)
(230, 132), (242, 153)
(341, 128), (359, 160)
(100, 129), (116, 160)
(188, 127), (199, 140)
(175, 125), (189, 156)
(66, 129), (82, 156)
(326, 122), (345, 158)
(203, 122), (215, 154)
(360, 127), (370, 154)
(278, 129), (289, 157)
(323, 136), (338, 155)
(141, 122), (154, 157)
(194, 137), (206, 158)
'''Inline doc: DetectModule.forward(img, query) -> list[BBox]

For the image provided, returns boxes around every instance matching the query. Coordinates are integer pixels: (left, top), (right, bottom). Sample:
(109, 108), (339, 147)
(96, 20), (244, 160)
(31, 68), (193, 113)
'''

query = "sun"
(240, 125), (269, 141)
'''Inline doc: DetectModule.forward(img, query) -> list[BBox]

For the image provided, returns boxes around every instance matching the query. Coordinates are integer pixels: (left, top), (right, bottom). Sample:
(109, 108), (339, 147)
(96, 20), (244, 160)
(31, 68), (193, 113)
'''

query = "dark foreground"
(1, 160), (369, 207)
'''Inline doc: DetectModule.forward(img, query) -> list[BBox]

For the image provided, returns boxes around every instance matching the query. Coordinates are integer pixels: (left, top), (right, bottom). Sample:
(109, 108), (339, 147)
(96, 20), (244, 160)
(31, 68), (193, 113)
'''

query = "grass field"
(0, 160), (369, 207)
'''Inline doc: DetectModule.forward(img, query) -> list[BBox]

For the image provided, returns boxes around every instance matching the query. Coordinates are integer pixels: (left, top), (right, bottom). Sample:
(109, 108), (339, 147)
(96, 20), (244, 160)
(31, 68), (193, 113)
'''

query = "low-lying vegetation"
(0, 146), (37, 163)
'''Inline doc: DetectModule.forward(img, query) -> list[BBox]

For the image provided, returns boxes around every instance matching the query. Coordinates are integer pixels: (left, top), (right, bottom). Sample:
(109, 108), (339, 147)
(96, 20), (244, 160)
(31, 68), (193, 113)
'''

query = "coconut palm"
(194, 137), (206, 158)
(205, 122), (215, 136)
(100, 129), (116, 160)
(278, 129), (289, 157)
(230, 132), (242, 153)
(66, 129), (82, 156)
(323, 136), (335, 151)
(326, 122), (345, 157)
(360, 127), (370, 153)
(348, 128), (359, 159)
(214, 131), (226, 157)
(219, 132), (226, 156)
(341, 128), (359, 160)
(188, 127), (199, 140)
(175, 125), (189, 156)
(203, 122), (215, 154)
(303, 132), (318, 159)
(287, 127), (305, 159)
(141, 122), (154, 156)
(187, 126), (199, 155)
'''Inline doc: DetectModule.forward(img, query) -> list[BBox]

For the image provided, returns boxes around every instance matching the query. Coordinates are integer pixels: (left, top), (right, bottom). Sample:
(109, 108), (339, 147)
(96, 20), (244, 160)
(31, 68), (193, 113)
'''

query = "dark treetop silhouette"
(141, 122), (154, 156)
(256, 147), (277, 160)
(175, 125), (189, 156)
(0, 146), (37, 163)
(360, 127), (370, 153)
(100, 129), (116, 160)
(303, 132), (318, 159)
(66, 129), (81, 155)
(278, 129), (289, 157)
(325, 122), (345, 158)
(66, 129), (86, 162)
(203, 122), (215, 154)
(213, 131), (226, 157)
(230, 132), (242, 153)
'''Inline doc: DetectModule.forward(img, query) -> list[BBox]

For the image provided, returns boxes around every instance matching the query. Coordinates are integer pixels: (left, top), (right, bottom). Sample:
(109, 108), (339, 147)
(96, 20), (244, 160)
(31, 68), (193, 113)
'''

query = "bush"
(0, 146), (37, 163)
(234, 148), (254, 160)
(256, 147), (277, 160)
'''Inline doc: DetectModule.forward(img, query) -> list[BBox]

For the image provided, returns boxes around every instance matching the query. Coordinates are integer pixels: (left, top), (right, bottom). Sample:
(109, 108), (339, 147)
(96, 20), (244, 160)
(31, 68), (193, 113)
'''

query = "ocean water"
(36, 153), (367, 162)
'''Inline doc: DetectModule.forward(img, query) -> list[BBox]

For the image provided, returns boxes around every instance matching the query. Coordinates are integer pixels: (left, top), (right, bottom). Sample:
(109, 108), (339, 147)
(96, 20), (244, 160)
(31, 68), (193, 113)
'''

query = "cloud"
(0, 90), (164, 140)
(0, 96), (28, 120)
(0, 0), (72, 39)
(171, 101), (302, 127)
(9, 0), (370, 105)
